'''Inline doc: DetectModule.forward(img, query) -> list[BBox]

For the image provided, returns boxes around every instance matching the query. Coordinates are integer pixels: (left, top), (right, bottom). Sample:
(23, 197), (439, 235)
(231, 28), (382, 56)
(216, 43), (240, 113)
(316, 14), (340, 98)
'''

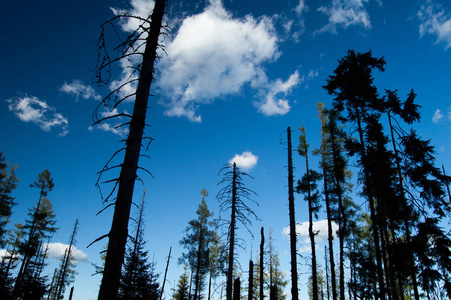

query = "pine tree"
(0, 152), (19, 247)
(180, 189), (215, 300)
(118, 193), (160, 300)
(323, 49), (387, 299)
(13, 170), (57, 300)
(174, 264), (190, 300)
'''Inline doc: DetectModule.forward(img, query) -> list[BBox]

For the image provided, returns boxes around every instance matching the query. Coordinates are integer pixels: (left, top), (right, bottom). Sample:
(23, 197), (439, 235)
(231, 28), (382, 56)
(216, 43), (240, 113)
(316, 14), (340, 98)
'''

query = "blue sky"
(1, 0), (451, 299)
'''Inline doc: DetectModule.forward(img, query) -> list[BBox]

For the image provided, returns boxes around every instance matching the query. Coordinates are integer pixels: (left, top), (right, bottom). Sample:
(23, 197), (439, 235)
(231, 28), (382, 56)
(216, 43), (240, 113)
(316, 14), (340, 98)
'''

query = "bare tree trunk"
(233, 278), (241, 300)
(248, 260), (254, 300)
(287, 127), (299, 300)
(227, 163), (238, 300)
(160, 247), (172, 300)
(260, 227), (264, 300)
(97, 1), (166, 299)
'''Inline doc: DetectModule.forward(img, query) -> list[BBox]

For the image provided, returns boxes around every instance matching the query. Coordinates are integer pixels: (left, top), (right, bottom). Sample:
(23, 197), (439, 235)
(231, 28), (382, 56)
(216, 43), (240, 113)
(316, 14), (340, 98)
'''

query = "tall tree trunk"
(287, 127), (299, 300)
(388, 112), (419, 300)
(325, 246), (330, 300)
(248, 260), (254, 300)
(318, 108), (337, 300)
(260, 227), (264, 300)
(160, 247), (171, 300)
(97, 1), (166, 299)
(355, 107), (385, 300)
(227, 163), (238, 300)
(233, 278), (241, 300)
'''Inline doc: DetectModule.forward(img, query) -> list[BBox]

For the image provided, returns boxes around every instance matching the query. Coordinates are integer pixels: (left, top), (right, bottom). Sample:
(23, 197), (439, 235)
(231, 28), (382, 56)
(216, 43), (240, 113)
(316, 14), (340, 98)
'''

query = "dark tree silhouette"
(297, 124), (321, 300)
(0, 153), (19, 248)
(217, 162), (258, 300)
(48, 219), (79, 300)
(118, 193), (160, 300)
(179, 189), (215, 300)
(173, 264), (190, 300)
(284, 127), (299, 300)
(13, 170), (57, 300)
(90, 1), (168, 299)
(323, 49), (387, 299)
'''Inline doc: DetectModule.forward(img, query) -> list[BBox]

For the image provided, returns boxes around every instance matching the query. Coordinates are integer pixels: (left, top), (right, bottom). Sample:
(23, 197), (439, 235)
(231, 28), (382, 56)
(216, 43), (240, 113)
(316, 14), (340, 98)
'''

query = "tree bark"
(227, 163), (237, 300)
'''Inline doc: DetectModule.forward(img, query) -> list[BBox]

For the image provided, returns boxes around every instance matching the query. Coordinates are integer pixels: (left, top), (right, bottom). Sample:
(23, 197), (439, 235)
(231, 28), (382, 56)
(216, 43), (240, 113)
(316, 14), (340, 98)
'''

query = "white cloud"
(7, 95), (69, 136)
(418, 1), (451, 49)
(253, 71), (302, 116)
(158, 0), (299, 121)
(60, 80), (101, 101)
(0, 249), (20, 261)
(432, 109), (444, 123)
(295, 0), (307, 16)
(111, 0), (156, 33)
(229, 151), (258, 171)
(315, 0), (371, 35)
(307, 70), (319, 80)
(43, 242), (89, 263)
(89, 122), (129, 137)
(282, 219), (339, 253)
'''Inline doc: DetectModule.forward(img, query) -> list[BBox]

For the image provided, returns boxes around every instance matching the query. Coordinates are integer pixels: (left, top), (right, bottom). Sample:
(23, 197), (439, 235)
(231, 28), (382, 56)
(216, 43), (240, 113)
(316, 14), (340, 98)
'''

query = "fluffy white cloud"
(432, 109), (444, 123)
(158, 0), (299, 121)
(0, 249), (20, 261)
(7, 95), (69, 136)
(282, 219), (339, 253)
(229, 151), (258, 171)
(316, 0), (371, 35)
(89, 122), (129, 137)
(253, 71), (302, 116)
(44, 242), (88, 263)
(60, 80), (101, 101)
(418, 1), (451, 49)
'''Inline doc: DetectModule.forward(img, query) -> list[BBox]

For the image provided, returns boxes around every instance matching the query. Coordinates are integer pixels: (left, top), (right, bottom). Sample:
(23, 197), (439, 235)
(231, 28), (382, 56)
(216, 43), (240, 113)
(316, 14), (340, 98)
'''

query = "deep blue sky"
(1, 0), (451, 299)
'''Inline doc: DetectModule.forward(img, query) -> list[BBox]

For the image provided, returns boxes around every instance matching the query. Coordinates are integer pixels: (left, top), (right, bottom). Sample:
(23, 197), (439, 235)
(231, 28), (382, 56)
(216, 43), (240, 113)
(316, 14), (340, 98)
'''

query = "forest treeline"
(2, 49), (451, 300)
(2, 0), (451, 298)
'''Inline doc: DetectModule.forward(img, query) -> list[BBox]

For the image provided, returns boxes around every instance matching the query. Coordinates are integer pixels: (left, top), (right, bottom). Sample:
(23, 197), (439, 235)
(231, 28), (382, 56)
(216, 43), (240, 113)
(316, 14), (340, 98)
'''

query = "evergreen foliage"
(118, 195), (160, 300)
(0, 153), (19, 248)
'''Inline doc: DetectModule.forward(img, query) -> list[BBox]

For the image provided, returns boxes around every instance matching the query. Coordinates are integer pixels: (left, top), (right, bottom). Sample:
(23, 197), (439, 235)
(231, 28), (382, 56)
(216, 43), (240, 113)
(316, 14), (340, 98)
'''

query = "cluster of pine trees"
(0, 163), (78, 300)
(287, 50), (451, 300)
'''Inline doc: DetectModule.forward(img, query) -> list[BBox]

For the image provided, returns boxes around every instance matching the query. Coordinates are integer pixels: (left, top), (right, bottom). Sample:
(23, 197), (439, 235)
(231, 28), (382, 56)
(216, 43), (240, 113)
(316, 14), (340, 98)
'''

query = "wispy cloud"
(44, 242), (89, 263)
(7, 95), (69, 136)
(432, 109), (444, 123)
(418, 1), (451, 50)
(157, 0), (299, 121)
(253, 71), (302, 116)
(282, 219), (338, 253)
(60, 80), (101, 101)
(229, 151), (258, 171)
(315, 0), (371, 35)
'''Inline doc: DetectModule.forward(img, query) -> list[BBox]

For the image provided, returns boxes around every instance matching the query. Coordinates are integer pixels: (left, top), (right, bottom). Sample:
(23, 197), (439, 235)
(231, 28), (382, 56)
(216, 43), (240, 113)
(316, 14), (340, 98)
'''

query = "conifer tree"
(13, 170), (57, 300)
(0, 152), (19, 247)
(323, 49), (387, 299)
(174, 264), (190, 300)
(180, 189), (215, 300)
(118, 193), (160, 300)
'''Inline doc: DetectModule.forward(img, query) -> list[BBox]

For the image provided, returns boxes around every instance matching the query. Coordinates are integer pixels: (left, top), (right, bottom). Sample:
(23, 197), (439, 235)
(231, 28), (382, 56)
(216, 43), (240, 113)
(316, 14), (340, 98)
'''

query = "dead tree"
(217, 162), (258, 300)
(89, 1), (168, 299)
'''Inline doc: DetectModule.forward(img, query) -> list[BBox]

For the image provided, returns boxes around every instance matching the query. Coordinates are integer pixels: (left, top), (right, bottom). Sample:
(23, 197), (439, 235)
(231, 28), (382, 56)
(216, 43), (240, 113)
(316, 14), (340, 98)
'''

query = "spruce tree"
(174, 264), (190, 300)
(179, 189), (215, 300)
(118, 193), (160, 300)
(0, 152), (19, 247)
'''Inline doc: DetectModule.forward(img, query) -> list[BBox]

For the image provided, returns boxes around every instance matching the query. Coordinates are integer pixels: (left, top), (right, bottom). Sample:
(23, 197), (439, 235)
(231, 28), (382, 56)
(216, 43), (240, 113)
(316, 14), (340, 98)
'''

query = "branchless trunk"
(227, 163), (238, 300)
(97, 1), (166, 299)
(260, 227), (264, 300)
(248, 260), (254, 300)
(287, 127), (299, 300)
